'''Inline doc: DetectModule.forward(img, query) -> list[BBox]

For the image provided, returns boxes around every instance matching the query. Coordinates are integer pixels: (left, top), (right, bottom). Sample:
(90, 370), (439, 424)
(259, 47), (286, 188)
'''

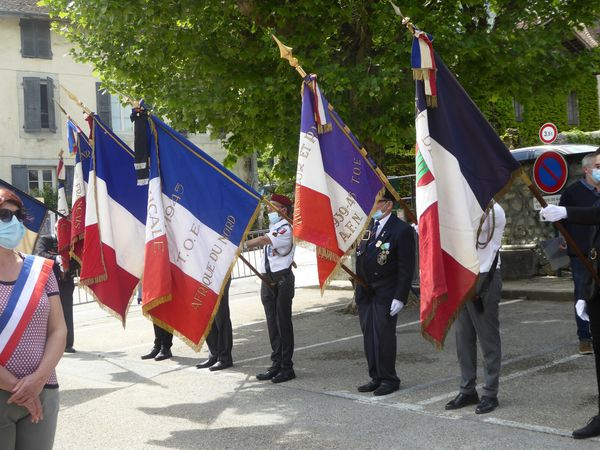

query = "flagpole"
(60, 84), (93, 115)
(272, 35), (417, 224)
(0, 178), (66, 218)
(520, 172), (600, 286)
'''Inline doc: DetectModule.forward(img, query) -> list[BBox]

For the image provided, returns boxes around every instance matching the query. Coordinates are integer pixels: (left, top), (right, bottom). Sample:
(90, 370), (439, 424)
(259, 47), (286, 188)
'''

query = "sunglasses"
(0, 209), (23, 223)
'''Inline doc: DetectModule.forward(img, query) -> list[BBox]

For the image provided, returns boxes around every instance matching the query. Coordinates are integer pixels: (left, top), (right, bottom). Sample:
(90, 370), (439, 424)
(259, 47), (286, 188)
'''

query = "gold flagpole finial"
(54, 100), (70, 119)
(272, 35), (307, 78)
(58, 148), (64, 158)
(389, 1), (415, 34)
(60, 84), (92, 115)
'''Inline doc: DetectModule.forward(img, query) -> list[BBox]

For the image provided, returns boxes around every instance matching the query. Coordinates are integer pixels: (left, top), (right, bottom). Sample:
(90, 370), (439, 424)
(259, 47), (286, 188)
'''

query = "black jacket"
(355, 214), (416, 305)
(559, 180), (600, 255)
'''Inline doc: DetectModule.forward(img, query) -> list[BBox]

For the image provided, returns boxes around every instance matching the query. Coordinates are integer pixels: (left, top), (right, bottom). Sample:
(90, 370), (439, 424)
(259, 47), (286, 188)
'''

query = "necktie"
(368, 220), (379, 247)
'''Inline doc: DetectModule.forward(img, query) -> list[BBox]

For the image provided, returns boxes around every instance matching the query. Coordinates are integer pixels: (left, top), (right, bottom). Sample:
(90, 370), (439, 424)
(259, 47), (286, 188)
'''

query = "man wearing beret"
(355, 190), (416, 396)
(245, 193), (296, 383)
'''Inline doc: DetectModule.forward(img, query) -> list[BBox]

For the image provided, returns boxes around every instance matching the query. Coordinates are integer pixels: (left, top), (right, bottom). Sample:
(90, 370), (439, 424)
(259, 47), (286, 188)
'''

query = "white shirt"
(259, 219), (295, 273)
(477, 203), (506, 273)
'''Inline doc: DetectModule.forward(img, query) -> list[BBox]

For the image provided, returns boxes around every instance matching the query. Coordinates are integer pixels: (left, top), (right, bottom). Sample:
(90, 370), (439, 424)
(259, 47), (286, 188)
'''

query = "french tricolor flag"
(141, 115), (261, 349)
(414, 35), (520, 347)
(79, 116), (147, 323)
(294, 75), (384, 290)
(56, 153), (70, 272)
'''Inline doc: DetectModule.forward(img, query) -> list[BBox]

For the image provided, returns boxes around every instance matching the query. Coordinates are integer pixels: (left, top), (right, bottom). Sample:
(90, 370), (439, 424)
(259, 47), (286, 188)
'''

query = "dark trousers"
(153, 324), (173, 350)
(58, 277), (75, 349)
(587, 297), (600, 413)
(571, 257), (593, 342)
(357, 298), (400, 387)
(260, 270), (295, 370)
(206, 281), (233, 364)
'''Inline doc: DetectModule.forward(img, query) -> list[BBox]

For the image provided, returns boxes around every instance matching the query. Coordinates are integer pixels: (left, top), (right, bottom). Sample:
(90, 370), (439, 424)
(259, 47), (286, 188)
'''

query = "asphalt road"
(52, 250), (600, 449)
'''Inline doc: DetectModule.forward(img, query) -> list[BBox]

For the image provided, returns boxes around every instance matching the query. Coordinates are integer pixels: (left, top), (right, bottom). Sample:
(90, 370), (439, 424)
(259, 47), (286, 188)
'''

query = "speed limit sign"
(539, 123), (558, 144)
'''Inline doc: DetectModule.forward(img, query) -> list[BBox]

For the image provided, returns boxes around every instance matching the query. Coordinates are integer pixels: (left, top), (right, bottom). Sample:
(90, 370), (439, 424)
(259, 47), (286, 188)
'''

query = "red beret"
(271, 193), (293, 207)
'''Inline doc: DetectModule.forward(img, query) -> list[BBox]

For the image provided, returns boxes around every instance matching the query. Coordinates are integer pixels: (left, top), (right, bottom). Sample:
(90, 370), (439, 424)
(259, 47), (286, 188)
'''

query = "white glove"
(56, 255), (64, 272)
(540, 205), (567, 222)
(576, 299), (590, 322)
(390, 299), (404, 316)
(411, 223), (419, 235)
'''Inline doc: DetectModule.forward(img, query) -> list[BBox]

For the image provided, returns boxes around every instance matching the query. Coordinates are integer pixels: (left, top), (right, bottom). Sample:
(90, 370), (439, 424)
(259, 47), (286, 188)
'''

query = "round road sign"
(532, 151), (568, 194)
(539, 123), (558, 144)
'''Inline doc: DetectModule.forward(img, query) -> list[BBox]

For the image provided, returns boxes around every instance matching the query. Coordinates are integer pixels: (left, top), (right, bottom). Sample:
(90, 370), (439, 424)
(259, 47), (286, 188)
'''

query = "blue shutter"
(23, 77), (41, 132)
(35, 21), (52, 59)
(95, 82), (112, 128)
(20, 19), (35, 57)
(11, 165), (28, 192)
(46, 77), (56, 132)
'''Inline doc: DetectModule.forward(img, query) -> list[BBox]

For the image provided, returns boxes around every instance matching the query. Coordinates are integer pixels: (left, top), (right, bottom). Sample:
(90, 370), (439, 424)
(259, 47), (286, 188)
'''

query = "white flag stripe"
(162, 192), (237, 294)
(95, 177), (145, 277)
(0, 257), (44, 351)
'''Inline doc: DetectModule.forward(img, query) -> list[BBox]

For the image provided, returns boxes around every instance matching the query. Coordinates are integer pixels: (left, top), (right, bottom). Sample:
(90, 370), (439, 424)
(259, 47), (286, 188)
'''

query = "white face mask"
(0, 216), (25, 249)
(268, 212), (281, 224)
(372, 209), (384, 221)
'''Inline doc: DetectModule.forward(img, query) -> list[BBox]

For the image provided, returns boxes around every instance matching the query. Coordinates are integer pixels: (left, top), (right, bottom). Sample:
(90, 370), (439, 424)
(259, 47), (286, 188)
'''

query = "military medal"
(377, 250), (388, 265)
(375, 240), (382, 248)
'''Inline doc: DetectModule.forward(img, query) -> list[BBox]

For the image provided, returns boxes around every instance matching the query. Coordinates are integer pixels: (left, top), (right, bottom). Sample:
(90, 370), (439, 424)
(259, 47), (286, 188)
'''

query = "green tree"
(43, 0), (600, 184)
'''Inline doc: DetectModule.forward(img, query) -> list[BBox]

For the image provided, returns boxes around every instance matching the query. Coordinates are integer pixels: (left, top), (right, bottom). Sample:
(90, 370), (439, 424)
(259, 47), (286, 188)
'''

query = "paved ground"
(52, 248), (599, 449)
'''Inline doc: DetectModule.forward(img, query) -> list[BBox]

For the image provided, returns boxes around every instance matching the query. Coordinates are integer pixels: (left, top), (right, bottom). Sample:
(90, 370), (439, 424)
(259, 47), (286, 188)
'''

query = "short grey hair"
(582, 153), (596, 169)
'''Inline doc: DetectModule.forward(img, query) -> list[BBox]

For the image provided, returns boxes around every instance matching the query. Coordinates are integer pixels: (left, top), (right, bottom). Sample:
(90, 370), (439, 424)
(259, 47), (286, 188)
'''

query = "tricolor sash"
(0, 255), (53, 365)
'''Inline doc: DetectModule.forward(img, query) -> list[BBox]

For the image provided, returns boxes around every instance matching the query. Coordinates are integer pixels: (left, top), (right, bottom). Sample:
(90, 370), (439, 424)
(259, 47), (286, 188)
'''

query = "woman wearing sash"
(0, 189), (66, 450)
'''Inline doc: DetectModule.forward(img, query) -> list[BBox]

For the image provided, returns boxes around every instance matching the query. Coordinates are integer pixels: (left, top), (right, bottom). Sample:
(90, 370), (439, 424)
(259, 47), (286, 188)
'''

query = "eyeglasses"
(0, 209), (23, 223)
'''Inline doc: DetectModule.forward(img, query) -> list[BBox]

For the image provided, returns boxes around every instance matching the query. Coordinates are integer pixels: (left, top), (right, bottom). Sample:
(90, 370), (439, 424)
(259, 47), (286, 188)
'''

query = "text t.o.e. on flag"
(141, 114), (261, 350)
(294, 74), (384, 290)
(414, 31), (521, 347)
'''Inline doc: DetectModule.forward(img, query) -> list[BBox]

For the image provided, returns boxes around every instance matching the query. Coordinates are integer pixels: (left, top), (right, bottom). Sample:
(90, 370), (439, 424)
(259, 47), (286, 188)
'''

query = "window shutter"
(46, 77), (56, 132)
(36, 21), (52, 59)
(23, 77), (41, 132)
(11, 165), (28, 192)
(20, 20), (35, 57)
(95, 82), (112, 127)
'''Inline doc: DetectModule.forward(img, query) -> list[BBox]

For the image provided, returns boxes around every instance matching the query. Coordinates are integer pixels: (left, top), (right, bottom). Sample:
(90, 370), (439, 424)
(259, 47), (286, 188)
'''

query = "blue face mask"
(372, 210), (384, 221)
(0, 216), (25, 249)
(592, 168), (600, 183)
(268, 212), (281, 224)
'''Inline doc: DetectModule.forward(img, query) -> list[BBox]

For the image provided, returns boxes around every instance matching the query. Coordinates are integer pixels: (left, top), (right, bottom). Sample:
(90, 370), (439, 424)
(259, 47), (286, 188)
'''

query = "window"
(20, 19), (51, 59)
(12, 165), (73, 196)
(23, 77), (56, 132)
(96, 83), (133, 133)
(513, 99), (524, 122)
(567, 91), (580, 126)
(28, 167), (54, 193)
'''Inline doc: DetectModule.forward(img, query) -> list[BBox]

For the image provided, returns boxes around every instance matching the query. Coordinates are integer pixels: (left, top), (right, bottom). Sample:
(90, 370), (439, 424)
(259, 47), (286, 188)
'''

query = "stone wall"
(499, 154), (587, 279)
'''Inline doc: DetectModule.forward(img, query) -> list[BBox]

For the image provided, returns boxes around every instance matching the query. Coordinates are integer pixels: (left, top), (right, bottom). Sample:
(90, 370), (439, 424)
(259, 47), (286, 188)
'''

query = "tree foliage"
(42, 0), (600, 183)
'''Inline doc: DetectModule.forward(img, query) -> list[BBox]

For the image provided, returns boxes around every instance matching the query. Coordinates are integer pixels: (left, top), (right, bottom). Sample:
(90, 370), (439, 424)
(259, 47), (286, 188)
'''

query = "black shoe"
(357, 380), (381, 393)
(475, 396), (498, 414)
(445, 392), (480, 410)
(209, 361), (233, 371)
(373, 383), (399, 396)
(196, 357), (217, 369)
(154, 348), (172, 361)
(64, 347), (76, 353)
(272, 369), (296, 383)
(573, 416), (600, 439)
(141, 347), (160, 360)
(256, 367), (280, 381)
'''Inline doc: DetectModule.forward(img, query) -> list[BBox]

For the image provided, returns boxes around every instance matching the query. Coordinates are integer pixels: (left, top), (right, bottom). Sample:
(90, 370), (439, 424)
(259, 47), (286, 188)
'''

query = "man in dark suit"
(542, 203), (600, 439)
(559, 151), (600, 355)
(355, 190), (416, 396)
(34, 233), (78, 353)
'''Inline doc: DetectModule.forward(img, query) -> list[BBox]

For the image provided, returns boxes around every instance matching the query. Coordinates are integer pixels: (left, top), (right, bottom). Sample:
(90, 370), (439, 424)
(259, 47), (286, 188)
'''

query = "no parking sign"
(532, 151), (568, 194)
